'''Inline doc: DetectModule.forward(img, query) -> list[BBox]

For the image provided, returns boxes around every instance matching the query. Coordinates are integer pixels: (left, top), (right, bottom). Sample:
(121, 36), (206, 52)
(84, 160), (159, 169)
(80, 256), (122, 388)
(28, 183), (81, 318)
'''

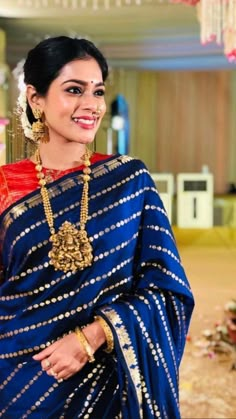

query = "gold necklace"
(35, 148), (93, 273)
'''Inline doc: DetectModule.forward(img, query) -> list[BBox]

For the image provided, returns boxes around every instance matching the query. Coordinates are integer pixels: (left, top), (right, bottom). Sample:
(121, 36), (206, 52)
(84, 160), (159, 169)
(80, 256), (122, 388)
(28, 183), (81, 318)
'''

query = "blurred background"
(0, 1), (235, 418)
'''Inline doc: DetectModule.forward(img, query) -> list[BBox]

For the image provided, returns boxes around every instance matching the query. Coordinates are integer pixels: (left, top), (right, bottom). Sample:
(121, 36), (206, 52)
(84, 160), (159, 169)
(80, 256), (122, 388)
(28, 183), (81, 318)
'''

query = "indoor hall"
(0, 2), (235, 418)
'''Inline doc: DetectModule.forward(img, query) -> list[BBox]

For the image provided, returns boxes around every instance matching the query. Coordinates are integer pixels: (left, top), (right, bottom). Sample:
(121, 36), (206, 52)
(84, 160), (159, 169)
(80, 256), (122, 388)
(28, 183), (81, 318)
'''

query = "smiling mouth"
(73, 117), (96, 126)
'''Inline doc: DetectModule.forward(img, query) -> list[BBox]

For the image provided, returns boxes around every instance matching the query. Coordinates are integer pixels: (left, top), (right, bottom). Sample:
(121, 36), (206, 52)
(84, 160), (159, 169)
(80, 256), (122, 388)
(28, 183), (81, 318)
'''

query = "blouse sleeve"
(0, 167), (9, 285)
(0, 167), (10, 216)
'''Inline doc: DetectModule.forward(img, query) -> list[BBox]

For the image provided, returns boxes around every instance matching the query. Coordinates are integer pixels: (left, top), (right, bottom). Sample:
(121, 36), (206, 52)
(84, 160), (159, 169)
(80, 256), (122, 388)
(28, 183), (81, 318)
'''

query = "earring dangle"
(32, 108), (49, 143)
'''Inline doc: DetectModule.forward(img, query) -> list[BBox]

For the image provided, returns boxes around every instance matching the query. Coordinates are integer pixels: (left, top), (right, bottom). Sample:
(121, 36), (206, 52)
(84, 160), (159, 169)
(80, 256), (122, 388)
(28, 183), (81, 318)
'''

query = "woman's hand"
(32, 320), (106, 381)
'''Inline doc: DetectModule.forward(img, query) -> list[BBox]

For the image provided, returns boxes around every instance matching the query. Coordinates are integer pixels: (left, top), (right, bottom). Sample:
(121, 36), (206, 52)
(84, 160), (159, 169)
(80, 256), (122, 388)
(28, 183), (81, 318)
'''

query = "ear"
(26, 85), (44, 110)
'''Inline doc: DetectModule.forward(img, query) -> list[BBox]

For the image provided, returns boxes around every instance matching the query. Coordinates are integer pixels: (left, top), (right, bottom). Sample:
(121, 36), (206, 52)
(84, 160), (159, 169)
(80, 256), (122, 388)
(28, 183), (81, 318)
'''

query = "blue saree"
(0, 154), (194, 418)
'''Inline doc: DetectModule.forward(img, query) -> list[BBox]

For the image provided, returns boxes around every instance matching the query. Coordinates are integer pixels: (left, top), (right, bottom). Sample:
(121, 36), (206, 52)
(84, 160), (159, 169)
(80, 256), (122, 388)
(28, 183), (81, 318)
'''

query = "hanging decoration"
(15, 0), (159, 9)
(175, 0), (236, 63)
(171, 0), (199, 4)
(14, 0), (236, 62)
(197, 0), (236, 62)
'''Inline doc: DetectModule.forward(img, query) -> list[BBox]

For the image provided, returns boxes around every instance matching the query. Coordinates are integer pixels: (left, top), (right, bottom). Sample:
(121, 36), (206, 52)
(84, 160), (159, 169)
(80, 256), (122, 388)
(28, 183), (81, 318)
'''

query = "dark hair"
(23, 36), (109, 124)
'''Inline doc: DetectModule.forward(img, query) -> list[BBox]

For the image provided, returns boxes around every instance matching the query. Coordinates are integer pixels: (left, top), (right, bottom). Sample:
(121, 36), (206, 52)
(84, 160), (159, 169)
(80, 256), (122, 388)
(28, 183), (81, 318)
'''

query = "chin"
(66, 137), (95, 144)
(81, 137), (96, 145)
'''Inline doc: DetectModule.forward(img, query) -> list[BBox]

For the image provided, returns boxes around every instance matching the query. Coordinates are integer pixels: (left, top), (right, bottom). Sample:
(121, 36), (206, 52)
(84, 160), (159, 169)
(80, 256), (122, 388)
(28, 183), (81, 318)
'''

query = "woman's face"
(39, 57), (106, 145)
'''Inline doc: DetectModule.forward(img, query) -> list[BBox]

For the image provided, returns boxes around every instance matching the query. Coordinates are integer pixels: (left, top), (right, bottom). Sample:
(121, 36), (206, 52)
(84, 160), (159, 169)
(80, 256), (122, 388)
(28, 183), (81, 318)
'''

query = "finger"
(48, 366), (71, 380)
(49, 365), (66, 380)
(58, 360), (86, 381)
(42, 358), (52, 370)
(62, 372), (73, 380)
(47, 368), (58, 379)
(33, 349), (53, 361)
(33, 341), (60, 361)
(56, 371), (66, 380)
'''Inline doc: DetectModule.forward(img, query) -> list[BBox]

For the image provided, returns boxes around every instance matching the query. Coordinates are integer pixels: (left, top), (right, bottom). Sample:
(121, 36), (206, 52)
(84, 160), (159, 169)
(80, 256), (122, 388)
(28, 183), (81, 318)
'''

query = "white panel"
(177, 173), (214, 228)
(151, 173), (174, 224)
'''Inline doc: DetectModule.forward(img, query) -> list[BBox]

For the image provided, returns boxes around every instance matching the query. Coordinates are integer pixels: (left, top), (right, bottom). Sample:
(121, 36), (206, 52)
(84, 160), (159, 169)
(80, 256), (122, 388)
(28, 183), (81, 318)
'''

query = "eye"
(95, 89), (105, 97)
(66, 86), (83, 94)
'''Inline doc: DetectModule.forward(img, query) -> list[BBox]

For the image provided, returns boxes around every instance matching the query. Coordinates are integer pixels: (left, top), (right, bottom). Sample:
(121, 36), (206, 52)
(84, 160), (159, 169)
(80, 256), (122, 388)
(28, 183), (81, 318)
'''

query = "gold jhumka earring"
(32, 108), (49, 143)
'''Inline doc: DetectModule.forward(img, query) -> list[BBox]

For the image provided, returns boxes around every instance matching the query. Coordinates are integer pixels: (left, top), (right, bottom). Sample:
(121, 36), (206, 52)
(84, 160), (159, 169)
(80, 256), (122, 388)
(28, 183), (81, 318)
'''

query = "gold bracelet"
(95, 316), (114, 353)
(74, 327), (95, 363)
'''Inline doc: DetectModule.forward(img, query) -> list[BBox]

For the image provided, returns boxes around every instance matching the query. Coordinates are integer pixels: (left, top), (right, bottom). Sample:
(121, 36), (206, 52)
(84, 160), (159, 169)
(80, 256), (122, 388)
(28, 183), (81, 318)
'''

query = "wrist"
(82, 321), (107, 352)
(74, 327), (95, 363)
(94, 316), (114, 353)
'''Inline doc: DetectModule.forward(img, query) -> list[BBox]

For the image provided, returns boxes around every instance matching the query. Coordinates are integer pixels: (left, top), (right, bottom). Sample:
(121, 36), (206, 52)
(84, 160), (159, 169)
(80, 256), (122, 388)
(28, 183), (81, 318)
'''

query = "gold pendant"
(48, 221), (93, 273)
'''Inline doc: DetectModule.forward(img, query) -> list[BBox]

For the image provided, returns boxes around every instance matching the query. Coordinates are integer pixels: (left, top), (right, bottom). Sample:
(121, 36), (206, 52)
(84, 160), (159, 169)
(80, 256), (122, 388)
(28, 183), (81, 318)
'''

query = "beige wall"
(6, 63), (235, 194)
(155, 71), (230, 194)
(98, 68), (234, 194)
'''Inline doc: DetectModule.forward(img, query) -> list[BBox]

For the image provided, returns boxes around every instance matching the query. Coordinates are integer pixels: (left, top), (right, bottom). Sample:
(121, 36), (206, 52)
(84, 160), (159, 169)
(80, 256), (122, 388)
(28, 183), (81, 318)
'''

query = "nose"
(92, 105), (103, 117)
(79, 92), (99, 114)
(81, 101), (105, 117)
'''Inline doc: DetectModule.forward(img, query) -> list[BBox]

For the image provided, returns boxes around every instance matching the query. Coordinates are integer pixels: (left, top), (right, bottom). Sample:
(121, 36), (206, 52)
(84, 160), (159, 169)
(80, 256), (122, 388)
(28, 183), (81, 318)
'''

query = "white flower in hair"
(17, 83), (34, 141)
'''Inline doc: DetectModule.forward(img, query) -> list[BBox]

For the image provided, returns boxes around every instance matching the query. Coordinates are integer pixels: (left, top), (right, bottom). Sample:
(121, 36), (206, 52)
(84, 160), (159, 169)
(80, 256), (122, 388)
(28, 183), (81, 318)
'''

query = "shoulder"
(116, 154), (151, 178)
(106, 154), (155, 189)
(0, 159), (31, 173)
(91, 152), (110, 164)
(0, 159), (33, 182)
(108, 153), (147, 170)
(0, 159), (36, 215)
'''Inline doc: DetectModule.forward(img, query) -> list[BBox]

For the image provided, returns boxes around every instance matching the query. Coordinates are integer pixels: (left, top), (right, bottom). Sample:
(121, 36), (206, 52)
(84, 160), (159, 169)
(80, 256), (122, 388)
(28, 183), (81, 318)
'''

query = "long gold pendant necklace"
(34, 148), (93, 273)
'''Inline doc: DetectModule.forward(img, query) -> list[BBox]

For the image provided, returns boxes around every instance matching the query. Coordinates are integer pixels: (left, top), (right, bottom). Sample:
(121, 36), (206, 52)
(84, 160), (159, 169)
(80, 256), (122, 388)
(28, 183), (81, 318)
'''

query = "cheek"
(56, 98), (72, 114)
(45, 102), (72, 127)
(102, 103), (107, 116)
(47, 96), (72, 116)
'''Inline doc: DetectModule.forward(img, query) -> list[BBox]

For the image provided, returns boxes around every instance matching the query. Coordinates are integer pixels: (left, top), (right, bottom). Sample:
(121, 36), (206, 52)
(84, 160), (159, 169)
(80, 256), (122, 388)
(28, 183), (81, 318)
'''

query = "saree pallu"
(0, 154), (194, 419)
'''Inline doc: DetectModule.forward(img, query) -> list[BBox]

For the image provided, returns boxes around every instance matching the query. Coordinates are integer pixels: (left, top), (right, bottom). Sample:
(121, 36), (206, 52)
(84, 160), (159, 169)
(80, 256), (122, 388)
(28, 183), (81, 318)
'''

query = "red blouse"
(0, 153), (110, 216)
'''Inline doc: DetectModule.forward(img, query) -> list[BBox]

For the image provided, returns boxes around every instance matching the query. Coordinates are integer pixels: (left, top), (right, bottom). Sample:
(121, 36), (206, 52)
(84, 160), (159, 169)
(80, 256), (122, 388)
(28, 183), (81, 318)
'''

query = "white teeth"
(73, 118), (94, 125)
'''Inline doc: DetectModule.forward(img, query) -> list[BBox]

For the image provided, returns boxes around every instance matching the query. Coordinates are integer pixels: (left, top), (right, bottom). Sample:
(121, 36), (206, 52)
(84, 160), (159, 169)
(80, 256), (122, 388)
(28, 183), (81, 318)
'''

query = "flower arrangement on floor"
(193, 299), (236, 370)
(224, 299), (236, 346)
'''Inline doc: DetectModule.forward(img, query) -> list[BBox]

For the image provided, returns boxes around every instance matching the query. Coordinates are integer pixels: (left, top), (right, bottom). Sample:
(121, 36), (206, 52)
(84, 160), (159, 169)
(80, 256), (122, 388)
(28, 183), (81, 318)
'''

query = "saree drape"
(0, 154), (194, 419)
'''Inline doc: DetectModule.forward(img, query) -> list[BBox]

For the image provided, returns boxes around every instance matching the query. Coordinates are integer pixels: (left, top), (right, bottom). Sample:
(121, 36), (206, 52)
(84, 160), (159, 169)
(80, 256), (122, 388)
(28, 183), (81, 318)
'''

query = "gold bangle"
(75, 327), (95, 363)
(95, 316), (114, 353)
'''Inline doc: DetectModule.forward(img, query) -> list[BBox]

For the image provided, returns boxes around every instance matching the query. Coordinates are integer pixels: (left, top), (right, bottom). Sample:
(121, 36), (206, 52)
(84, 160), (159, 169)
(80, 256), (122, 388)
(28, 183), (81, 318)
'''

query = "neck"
(36, 141), (89, 170)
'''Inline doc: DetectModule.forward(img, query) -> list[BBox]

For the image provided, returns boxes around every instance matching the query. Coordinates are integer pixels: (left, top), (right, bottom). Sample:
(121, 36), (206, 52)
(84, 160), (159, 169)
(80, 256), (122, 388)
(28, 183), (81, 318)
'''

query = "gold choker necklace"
(35, 149), (93, 273)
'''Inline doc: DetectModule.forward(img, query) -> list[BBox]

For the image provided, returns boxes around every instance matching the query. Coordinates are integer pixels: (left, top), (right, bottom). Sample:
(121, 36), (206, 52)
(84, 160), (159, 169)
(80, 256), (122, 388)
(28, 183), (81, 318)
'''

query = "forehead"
(56, 58), (103, 83)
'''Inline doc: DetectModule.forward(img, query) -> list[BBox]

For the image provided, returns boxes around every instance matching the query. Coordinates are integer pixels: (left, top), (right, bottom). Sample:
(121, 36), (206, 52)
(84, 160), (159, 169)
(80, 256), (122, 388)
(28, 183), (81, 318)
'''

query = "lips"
(72, 116), (97, 129)
(73, 117), (95, 125)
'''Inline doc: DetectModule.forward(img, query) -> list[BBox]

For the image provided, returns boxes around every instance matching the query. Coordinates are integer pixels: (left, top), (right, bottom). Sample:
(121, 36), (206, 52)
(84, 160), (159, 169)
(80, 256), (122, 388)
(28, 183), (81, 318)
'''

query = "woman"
(0, 36), (194, 418)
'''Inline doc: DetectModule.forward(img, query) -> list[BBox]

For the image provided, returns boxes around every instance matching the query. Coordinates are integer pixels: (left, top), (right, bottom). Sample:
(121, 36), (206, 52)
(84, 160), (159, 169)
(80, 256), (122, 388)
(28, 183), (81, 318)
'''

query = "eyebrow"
(61, 79), (105, 87)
